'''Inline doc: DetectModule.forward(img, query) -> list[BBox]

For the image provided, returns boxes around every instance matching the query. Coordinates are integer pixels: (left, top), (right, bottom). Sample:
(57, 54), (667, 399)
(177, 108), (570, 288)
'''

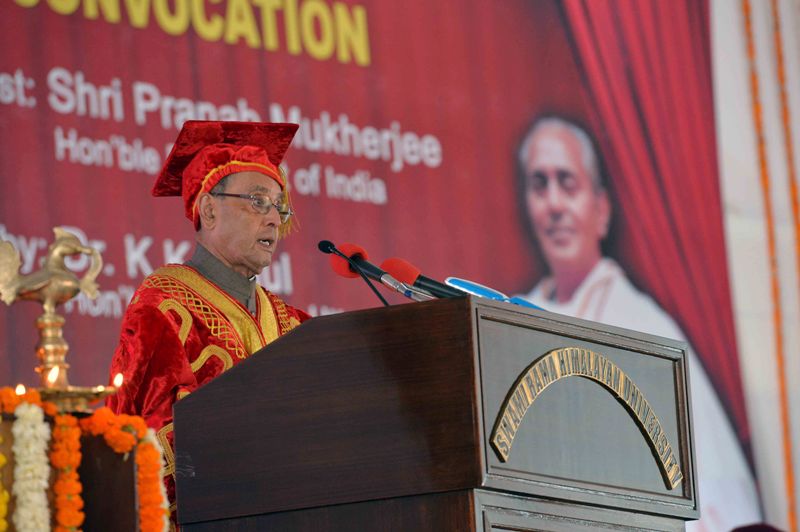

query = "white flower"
(11, 403), (51, 532)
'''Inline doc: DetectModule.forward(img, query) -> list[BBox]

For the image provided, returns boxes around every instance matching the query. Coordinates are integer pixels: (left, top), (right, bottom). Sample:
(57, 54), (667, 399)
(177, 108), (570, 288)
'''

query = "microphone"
(506, 296), (544, 310)
(336, 243), (435, 302)
(318, 241), (433, 303)
(334, 243), (388, 282)
(318, 240), (388, 306)
(444, 277), (544, 310)
(380, 257), (466, 299)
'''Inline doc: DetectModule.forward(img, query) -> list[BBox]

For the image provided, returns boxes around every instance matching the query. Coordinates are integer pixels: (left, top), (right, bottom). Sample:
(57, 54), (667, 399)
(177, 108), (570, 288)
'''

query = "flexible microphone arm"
(380, 257), (466, 299)
(318, 240), (389, 307)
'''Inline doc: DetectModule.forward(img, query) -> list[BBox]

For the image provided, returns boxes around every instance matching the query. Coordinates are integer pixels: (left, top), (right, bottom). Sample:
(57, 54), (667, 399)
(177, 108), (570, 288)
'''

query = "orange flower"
(50, 448), (72, 469)
(135, 443), (160, 463)
(62, 471), (79, 485)
(20, 388), (42, 405)
(56, 493), (85, 510)
(118, 414), (148, 439)
(56, 507), (85, 527)
(54, 478), (82, 496)
(52, 412), (85, 531)
(80, 406), (117, 435)
(138, 490), (163, 506)
(136, 440), (168, 532)
(42, 401), (58, 417)
(0, 388), (21, 413)
(140, 507), (169, 531)
(104, 426), (138, 453)
(54, 414), (78, 427)
(59, 429), (82, 453)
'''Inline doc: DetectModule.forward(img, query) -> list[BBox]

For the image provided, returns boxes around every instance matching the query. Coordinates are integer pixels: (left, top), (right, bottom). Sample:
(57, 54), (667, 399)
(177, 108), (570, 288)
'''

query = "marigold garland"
(0, 487), (7, 532)
(0, 433), (9, 532)
(137, 430), (170, 532)
(80, 408), (169, 531)
(0, 389), (168, 531)
(0, 387), (57, 418)
(51, 414), (85, 532)
(0, 387), (56, 532)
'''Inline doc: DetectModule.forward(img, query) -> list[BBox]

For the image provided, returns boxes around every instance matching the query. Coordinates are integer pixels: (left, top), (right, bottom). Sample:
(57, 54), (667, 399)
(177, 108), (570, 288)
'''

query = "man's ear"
(197, 193), (217, 230)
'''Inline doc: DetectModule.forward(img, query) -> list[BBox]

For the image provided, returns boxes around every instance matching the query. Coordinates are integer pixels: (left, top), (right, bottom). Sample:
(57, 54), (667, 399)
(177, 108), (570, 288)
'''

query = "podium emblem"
(490, 347), (684, 490)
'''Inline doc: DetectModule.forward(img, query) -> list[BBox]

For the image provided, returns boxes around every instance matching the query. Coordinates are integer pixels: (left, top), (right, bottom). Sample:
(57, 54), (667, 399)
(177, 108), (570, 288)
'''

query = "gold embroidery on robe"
(265, 290), (303, 334)
(157, 422), (175, 476)
(150, 265), (280, 355)
(158, 299), (192, 345)
(256, 286), (280, 344)
(144, 274), (246, 359)
(168, 504), (177, 532)
(191, 345), (234, 373)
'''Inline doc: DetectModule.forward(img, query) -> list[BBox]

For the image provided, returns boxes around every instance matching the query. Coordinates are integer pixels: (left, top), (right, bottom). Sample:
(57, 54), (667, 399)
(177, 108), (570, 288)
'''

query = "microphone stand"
(319, 241), (389, 307)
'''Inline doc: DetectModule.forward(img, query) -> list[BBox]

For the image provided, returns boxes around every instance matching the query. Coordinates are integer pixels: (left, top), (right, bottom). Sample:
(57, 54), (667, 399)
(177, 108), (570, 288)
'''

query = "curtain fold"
(561, 0), (750, 450)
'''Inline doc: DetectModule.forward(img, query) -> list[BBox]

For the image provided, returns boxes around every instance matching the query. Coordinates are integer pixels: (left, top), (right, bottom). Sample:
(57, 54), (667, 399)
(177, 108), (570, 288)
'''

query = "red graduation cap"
(152, 120), (299, 228)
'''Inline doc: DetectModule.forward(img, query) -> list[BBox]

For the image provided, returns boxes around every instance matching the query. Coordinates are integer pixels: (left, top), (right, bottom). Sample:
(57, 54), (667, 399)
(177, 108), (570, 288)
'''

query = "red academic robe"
(107, 264), (310, 520)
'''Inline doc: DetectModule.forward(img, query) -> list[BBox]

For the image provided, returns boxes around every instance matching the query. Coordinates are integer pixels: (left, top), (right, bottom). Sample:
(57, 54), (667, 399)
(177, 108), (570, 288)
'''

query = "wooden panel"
(183, 490), (476, 531)
(474, 489), (685, 532)
(79, 434), (138, 532)
(180, 488), (688, 531)
(473, 301), (697, 519)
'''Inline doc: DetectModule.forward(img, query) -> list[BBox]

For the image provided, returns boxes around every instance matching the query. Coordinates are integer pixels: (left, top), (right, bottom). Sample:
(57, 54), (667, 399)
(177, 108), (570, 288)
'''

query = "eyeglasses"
(210, 193), (293, 224)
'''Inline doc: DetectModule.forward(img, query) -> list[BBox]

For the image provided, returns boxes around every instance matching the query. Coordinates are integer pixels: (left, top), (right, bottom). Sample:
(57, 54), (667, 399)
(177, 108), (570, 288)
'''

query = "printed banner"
(0, 1), (760, 528)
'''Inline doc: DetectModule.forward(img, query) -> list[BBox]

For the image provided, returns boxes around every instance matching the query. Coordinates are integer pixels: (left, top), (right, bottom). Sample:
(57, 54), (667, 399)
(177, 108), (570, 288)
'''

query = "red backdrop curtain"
(560, 0), (750, 450)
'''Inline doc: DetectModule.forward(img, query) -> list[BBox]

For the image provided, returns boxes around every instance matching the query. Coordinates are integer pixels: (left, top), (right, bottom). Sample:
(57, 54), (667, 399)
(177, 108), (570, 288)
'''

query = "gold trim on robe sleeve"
(157, 299), (192, 345)
(157, 422), (175, 476)
(191, 345), (234, 373)
(256, 286), (280, 344)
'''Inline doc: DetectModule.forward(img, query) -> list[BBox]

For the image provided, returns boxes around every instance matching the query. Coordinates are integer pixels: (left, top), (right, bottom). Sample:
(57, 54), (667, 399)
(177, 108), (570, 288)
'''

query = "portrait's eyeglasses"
(210, 193), (293, 224)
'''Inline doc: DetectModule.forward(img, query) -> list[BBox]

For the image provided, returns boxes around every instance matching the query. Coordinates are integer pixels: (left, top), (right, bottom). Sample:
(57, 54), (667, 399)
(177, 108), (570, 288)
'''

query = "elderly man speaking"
(107, 121), (311, 520)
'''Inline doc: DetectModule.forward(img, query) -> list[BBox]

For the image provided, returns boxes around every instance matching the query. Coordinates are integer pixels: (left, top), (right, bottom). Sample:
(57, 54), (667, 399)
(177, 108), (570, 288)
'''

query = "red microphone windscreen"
(329, 243), (369, 279)
(380, 257), (420, 285)
(338, 243), (368, 261)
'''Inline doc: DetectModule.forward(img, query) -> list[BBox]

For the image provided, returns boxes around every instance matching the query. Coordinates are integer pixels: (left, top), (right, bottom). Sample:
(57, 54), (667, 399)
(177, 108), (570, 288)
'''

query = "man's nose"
(262, 206), (281, 226)
(544, 180), (565, 211)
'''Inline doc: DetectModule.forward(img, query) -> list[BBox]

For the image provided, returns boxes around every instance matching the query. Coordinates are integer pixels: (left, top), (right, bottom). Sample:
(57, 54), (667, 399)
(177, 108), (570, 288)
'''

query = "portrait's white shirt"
(521, 258), (761, 531)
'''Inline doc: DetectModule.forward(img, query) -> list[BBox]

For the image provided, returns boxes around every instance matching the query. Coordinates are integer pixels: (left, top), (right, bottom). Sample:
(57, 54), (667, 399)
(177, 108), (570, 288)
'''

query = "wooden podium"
(173, 296), (698, 531)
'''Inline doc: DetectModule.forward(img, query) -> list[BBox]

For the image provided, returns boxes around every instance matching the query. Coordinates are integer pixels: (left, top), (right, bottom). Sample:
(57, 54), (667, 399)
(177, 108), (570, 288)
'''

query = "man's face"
(523, 126), (609, 274)
(206, 171), (284, 278)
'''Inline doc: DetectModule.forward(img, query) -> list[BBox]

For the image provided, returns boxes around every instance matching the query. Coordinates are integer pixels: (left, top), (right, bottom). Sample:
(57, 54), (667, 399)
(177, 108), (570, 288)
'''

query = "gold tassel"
(278, 166), (297, 238)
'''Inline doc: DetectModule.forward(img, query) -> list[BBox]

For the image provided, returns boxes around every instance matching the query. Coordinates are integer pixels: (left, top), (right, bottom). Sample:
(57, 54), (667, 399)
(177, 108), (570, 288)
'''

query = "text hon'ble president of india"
(107, 120), (311, 519)
(516, 116), (761, 531)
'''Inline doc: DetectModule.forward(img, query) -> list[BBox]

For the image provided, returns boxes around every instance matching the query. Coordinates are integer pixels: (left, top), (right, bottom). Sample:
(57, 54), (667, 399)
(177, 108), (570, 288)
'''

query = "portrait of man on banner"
(515, 114), (761, 531)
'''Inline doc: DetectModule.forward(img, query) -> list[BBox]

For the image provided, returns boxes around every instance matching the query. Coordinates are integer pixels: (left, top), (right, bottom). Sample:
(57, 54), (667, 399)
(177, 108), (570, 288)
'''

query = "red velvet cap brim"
(152, 121), (299, 197)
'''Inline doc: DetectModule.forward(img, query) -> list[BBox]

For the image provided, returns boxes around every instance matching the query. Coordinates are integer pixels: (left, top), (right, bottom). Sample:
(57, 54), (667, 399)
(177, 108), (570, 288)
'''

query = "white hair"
(518, 116), (603, 191)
